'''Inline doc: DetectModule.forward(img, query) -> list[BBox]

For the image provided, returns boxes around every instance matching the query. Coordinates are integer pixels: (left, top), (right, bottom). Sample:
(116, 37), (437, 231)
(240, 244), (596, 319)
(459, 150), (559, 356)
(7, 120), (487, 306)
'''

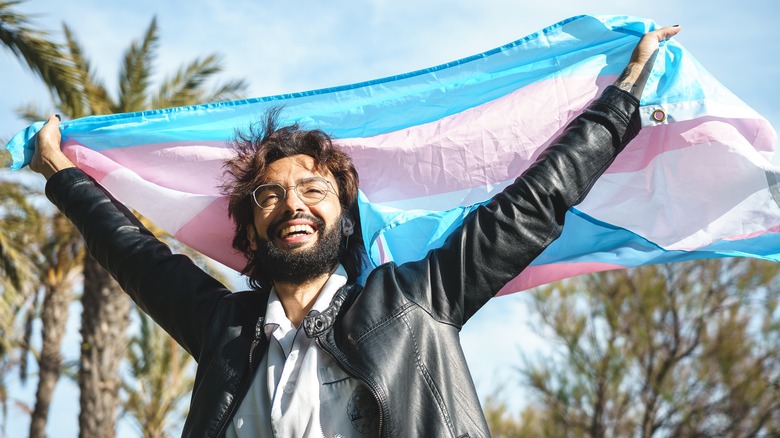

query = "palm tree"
(54, 17), (247, 437)
(0, 0), (84, 115)
(5, 7), (246, 433)
(121, 308), (195, 438)
(0, 176), (45, 427)
(1, 3), (84, 430)
(0, 168), (83, 438)
(2, 4), (85, 433)
(28, 212), (83, 438)
(0, 179), (41, 353)
(2, 4), (87, 436)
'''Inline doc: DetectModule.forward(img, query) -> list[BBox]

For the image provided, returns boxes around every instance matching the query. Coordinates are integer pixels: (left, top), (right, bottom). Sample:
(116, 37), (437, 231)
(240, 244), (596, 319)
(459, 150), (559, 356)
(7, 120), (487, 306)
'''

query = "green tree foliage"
(58, 17), (247, 119)
(51, 19), (245, 437)
(484, 397), (570, 438)
(1, 3), (85, 433)
(28, 211), (82, 438)
(516, 259), (780, 437)
(0, 168), (83, 438)
(483, 395), (528, 437)
(0, 174), (44, 425)
(3, 7), (246, 436)
(41, 18), (246, 438)
(121, 308), (195, 438)
(0, 0), (84, 115)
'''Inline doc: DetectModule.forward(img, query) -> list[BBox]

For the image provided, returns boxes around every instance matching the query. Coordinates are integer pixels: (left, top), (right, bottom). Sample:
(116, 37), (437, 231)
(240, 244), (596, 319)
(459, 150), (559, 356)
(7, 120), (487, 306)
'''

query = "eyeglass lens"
(253, 178), (331, 209)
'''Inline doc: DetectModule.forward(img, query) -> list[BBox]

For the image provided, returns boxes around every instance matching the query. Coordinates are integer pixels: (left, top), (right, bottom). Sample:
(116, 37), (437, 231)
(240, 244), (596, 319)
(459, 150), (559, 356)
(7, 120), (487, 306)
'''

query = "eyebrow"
(257, 176), (327, 186)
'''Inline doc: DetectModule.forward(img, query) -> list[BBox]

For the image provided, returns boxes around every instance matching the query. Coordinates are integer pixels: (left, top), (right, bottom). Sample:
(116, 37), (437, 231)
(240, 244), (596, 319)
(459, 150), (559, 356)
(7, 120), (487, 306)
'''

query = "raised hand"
(30, 115), (75, 179)
(615, 25), (682, 99)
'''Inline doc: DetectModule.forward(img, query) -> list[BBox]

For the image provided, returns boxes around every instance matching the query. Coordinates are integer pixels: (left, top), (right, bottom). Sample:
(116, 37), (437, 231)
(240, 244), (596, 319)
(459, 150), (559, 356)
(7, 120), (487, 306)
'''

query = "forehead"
(261, 154), (333, 184)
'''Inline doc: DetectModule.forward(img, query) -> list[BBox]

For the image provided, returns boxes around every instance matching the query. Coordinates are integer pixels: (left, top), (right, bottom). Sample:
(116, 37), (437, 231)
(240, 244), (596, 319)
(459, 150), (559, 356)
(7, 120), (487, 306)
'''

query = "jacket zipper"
(213, 322), (264, 437)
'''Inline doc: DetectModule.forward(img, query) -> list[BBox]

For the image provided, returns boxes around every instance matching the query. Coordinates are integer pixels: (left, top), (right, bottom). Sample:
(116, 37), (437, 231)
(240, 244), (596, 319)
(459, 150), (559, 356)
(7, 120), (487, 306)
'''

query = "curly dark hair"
(221, 108), (364, 289)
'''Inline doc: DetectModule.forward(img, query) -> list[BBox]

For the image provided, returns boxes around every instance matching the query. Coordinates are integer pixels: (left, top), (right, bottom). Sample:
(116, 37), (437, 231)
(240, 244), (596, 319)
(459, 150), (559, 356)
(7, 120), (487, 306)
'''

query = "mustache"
(266, 212), (325, 238)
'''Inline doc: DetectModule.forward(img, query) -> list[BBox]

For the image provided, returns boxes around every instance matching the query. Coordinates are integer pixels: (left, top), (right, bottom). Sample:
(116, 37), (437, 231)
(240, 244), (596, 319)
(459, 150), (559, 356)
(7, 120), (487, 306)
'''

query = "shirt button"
(284, 382), (295, 393)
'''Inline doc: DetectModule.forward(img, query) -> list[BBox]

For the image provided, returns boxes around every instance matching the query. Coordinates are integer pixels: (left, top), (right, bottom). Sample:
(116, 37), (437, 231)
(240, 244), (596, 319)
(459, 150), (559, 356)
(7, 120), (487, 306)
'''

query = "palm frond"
(122, 307), (194, 437)
(0, 179), (46, 386)
(204, 78), (249, 103)
(63, 23), (112, 116)
(18, 291), (37, 383)
(152, 54), (249, 109)
(13, 101), (49, 123)
(0, 146), (9, 167)
(151, 54), (221, 109)
(0, 180), (44, 290)
(117, 17), (158, 112)
(0, 1), (84, 115)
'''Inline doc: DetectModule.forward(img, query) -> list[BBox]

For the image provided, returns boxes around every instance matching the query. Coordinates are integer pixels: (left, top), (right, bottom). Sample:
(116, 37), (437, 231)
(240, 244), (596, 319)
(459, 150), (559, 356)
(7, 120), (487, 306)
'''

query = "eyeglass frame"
(251, 177), (337, 210)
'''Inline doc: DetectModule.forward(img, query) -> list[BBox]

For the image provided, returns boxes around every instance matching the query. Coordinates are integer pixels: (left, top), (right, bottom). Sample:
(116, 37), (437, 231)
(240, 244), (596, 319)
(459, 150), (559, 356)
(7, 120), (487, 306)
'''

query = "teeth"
(280, 224), (315, 238)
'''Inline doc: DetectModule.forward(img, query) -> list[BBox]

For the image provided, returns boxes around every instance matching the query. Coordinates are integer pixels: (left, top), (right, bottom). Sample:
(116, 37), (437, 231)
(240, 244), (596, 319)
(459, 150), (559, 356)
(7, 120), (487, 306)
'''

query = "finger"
(40, 114), (59, 134)
(46, 114), (61, 127)
(38, 114), (62, 144)
(654, 25), (682, 42)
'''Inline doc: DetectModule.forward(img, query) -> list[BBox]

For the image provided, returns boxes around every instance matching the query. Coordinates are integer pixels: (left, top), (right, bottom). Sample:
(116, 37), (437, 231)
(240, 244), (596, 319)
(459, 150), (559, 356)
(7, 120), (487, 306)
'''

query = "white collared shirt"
(226, 266), (380, 437)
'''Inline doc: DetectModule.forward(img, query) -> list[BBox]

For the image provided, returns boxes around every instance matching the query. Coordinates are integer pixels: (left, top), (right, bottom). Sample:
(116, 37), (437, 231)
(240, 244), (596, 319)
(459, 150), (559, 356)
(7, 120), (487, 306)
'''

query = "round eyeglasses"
(251, 177), (336, 210)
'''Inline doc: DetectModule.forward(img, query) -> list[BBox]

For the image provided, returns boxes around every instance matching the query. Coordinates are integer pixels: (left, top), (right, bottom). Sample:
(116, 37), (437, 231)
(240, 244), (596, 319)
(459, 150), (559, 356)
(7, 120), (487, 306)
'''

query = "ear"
(247, 225), (258, 251)
(341, 214), (354, 237)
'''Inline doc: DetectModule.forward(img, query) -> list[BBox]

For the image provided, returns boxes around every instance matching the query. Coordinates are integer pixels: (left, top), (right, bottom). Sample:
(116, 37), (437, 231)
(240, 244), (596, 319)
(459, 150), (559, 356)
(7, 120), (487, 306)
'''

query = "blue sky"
(2, 0), (778, 436)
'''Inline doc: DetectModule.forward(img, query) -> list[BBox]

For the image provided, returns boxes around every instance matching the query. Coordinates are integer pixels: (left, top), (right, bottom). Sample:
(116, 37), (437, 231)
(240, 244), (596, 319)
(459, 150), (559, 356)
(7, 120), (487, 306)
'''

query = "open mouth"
(279, 224), (316, 239)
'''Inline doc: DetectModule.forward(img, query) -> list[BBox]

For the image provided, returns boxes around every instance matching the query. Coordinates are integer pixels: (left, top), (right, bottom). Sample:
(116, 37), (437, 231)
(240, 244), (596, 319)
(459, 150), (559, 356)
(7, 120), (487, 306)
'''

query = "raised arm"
(614, 25), (682, 99)
(29, 114), (75, 179)
(389, 26), (681, 324)
(32, 116), (230, 357)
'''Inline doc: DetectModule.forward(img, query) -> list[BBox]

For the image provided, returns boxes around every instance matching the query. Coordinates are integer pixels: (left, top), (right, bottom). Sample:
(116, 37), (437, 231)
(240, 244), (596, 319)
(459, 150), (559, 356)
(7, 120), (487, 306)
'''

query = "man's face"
(247, 154), (353, 284)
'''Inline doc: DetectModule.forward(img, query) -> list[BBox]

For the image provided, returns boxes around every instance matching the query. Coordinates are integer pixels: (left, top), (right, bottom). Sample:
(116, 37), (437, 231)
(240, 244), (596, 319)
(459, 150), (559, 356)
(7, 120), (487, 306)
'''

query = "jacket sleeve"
(45, 169), (231, 358)
(388, 85), (642, 326)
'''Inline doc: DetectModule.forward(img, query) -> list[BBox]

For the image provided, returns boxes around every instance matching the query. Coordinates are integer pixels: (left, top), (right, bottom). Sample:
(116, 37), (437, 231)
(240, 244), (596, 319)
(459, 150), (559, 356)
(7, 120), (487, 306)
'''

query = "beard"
(252, 213), (343, 286)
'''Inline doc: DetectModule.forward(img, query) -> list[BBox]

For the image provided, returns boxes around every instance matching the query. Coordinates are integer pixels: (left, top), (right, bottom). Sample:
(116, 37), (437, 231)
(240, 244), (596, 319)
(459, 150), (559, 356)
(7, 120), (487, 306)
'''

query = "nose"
(279, 186), (307, 213)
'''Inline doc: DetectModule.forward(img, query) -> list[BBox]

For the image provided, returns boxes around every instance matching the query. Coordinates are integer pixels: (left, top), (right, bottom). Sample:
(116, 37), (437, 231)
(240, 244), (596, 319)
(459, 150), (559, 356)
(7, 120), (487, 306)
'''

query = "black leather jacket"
(46, 86), (640, 437)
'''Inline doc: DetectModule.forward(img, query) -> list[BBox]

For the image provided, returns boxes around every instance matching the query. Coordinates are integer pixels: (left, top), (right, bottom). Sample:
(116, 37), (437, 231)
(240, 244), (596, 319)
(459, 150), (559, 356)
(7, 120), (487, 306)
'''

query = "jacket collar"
(302, 282), (358, 338)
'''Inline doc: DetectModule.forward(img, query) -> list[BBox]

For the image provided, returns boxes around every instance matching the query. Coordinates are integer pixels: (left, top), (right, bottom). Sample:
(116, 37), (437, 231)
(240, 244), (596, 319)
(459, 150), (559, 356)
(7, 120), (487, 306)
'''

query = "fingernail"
(55, 114), (62, 121)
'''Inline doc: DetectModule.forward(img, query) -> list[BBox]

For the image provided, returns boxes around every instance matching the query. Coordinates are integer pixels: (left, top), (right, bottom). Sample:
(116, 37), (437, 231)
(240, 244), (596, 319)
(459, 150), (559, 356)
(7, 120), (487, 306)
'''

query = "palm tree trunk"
(29, 283), (72, 438)
(78, 254), (131, 438)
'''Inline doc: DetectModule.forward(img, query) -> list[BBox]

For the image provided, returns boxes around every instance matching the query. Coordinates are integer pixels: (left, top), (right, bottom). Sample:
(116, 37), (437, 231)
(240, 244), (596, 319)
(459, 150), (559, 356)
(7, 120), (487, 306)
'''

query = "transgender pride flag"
(6, 15), (780, 294)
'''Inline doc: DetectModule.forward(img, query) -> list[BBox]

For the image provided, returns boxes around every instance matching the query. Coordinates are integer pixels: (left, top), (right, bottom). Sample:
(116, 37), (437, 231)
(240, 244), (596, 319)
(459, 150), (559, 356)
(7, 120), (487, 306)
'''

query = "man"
(32, 26), (680, 437)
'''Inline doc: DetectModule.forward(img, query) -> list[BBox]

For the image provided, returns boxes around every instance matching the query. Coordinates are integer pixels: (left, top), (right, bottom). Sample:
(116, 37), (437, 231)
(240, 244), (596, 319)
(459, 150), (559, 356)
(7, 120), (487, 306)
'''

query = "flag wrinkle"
(4, 15), (778, 293)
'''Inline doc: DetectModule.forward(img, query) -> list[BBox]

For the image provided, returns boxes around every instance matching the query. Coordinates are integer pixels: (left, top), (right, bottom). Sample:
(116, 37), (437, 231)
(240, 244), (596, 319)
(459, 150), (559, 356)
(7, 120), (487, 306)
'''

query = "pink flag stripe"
(497, 261), (627, 295)
(75, 113), (772, 212)
(606, 116), (775, 174)
(172, 197), (246, 271)
(581, 139), (780, 251)
(68, 77), (770, 214)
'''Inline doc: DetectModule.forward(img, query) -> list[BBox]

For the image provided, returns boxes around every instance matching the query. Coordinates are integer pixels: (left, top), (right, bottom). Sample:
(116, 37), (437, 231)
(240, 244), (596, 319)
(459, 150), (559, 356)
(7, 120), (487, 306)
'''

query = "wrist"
(614, 61), (650, 100)
(36, 153), (76, 180)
